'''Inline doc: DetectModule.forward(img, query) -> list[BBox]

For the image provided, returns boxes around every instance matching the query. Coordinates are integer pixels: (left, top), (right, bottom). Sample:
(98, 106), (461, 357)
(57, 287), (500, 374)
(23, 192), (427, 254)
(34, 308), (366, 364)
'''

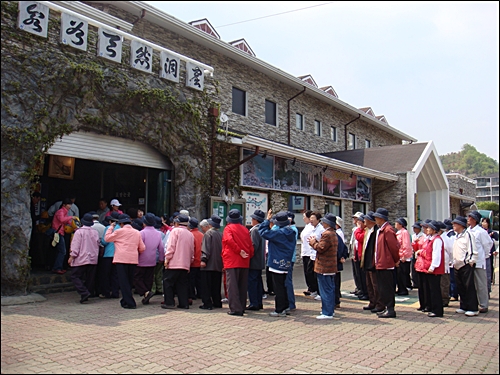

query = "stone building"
(1, 1), (453, 294)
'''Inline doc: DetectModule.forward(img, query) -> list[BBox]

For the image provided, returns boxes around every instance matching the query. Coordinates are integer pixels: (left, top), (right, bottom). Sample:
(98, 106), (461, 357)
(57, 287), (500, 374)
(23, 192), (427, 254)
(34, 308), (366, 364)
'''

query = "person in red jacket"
(222, 209), (254, 316)
(415, 220), (445, 317)
(188, 217), (203, 304)
(373, 208), (400, 318)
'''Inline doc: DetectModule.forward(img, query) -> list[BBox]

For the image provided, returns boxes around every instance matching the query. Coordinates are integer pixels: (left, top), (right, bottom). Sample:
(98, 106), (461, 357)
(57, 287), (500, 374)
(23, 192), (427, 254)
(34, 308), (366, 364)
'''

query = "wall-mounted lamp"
(291, 157), (296, 166)
(350, 172), (354, 178)
(322, 165), (328, 173)
(262, 150), (267, 159)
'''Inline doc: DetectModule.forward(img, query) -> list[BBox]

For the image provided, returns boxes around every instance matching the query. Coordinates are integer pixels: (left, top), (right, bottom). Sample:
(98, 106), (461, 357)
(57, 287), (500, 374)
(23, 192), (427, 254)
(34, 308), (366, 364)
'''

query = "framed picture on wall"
(48, 155), (75, 180)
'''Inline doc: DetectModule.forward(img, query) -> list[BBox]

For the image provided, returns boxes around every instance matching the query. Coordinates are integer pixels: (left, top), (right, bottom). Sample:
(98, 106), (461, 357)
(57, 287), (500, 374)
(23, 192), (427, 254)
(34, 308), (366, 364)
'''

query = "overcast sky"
(144, 1), (499, 161)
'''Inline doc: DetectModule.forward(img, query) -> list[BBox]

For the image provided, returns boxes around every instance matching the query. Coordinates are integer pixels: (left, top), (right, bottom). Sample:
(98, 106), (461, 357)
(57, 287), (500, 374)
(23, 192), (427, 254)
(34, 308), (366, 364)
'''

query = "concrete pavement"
(1, 264), (498, 374)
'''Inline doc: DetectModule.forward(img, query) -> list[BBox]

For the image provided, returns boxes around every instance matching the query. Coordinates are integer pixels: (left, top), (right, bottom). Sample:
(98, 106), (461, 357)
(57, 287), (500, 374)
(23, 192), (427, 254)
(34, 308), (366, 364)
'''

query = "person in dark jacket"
(373, 208), (400, 318)
(199, 215), (223, 310)
(259, 210), (296, 317)
(360, 212), (383, 313)
(247, 210), (266, 311)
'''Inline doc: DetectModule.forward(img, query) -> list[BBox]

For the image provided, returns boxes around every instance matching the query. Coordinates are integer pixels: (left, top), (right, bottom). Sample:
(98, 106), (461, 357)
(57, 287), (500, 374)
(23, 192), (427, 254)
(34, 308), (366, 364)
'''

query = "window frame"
(331, 126), (337, 142)
(265, 99), (277, 126)
(314, 120), (321, 137)
(296, 113), (304, 131)
(348, 132), (356, 150)
(365, 139), (371, 148)
(232, 86), (247, 116)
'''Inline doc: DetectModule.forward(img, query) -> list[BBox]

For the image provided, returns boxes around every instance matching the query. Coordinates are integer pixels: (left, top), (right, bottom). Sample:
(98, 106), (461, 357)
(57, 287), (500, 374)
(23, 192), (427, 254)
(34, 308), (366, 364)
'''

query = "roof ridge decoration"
(359, 107), (375, 117)
(188, 18), (220, 39)
(228, 38), (256, 57)
(297, 74), (318, 88)
(319, 86), (338, 98)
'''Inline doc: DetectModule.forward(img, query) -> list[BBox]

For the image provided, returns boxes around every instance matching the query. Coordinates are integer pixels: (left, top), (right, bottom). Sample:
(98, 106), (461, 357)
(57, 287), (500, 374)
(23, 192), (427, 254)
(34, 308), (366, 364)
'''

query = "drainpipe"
(225, 146), (260, 195)
(287, 87), (306, 145)
(343, 114), (361, 150)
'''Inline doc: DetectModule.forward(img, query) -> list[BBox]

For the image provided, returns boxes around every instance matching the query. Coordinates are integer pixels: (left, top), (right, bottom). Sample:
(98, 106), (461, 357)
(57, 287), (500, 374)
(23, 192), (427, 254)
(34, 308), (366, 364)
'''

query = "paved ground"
(1, 264), (499, 374)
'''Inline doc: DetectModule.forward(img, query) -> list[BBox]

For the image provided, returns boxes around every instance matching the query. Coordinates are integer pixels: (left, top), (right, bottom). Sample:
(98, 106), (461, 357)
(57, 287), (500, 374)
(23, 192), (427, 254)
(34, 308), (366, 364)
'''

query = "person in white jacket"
(467, 211), (493, 313)
(452, 216), (478, 317)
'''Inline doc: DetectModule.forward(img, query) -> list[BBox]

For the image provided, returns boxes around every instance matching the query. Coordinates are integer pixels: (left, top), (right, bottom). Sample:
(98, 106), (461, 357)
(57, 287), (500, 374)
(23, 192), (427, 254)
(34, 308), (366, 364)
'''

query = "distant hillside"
(440, 144), (499, 178)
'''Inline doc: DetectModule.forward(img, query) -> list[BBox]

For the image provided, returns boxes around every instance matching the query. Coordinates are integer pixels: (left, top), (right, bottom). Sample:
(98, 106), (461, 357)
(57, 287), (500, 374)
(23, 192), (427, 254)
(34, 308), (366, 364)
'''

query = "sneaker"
(284, 308), (291, 315)
(309, 291), (318, 298)
(314, 295), (322, 301)
(316, 314), (333, 320)
(269, 311), (287, 317)
(465, 311), (479, 316)
(455, 308), (466, 314)
(303, 290), (311, 296)
(221, 298), (228, 303)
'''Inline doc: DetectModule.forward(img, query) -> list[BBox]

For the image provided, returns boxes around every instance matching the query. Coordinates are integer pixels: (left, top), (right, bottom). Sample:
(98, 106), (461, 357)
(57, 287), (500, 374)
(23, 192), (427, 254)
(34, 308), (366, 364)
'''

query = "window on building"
(265, 99), (277, 126)
(296, 113), (303, 130)
(348, 133), (356, 150)
(353, 202), (366, 215)
(232, 87), (246, 116)
(365, 139), (371, 148)
(331, 126), (337, 142)
(314, 120), (321, 136)
(325, 200), (341, 217)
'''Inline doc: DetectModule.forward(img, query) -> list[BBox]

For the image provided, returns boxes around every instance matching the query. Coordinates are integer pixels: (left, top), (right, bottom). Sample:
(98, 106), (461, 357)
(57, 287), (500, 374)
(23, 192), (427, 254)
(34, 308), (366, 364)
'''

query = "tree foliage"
(440, 144), (499, 178)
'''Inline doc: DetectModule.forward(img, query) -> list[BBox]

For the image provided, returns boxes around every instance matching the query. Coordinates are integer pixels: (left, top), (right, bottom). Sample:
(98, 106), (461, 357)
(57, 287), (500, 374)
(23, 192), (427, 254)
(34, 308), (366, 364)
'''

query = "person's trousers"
(474, 267), (488, 309)
(189, 267), (202, 299)
(98, 257), (119, 298)
(376, 269), (396, 313)
(317, 273), (335, 316)
(285, 262), (296, 309)
(396, 261), (410, 294)
(455, 264), (478, 312)
(264, 266), (274, 294)
(151, 261), (164, 294)
(417, 271), (429, 310)
(411, 256), (419, 288)
(163, 268), (189, 308)
(440, 273), (451, 306)
(366, 270), (384, 310)
(302, 256), (317, 293)
(116, 263), (137, 308)
(70, 264), (97, 297)
(200, 270), (222, 308)
(270, 272), (288, 313)
(356, 260), (368, 296)
(226, 268), (249, 313)
(485, 257), (492, 293)
(424, 273), (443, 316)
(52, 235), (66, 271)
(352, 258), (362, 292)
(134, 266), (155, 296)
(449, 267), (458, 298)
(334, 272), (342, 305)
(247, 269), (263, 308)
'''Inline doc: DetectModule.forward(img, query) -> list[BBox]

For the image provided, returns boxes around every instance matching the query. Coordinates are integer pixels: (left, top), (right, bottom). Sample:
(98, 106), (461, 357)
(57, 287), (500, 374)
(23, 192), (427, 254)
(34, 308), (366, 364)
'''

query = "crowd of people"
(44, 195), (498, 320)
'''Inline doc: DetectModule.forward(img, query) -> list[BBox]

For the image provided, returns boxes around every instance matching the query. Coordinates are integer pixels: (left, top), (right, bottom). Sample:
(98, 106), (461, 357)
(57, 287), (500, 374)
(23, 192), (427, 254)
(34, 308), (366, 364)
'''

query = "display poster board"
(242, 191), (268, 226)
(210, 197), (246, 231)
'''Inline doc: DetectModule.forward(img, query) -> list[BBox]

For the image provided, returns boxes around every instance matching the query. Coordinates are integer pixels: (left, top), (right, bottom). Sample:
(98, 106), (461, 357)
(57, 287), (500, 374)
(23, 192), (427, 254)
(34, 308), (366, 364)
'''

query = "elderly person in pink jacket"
(68, 213), (100, 304)
(395, 218), (412, 296)
(104, 214), (145, 309)
(162, 214), (195, 310)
